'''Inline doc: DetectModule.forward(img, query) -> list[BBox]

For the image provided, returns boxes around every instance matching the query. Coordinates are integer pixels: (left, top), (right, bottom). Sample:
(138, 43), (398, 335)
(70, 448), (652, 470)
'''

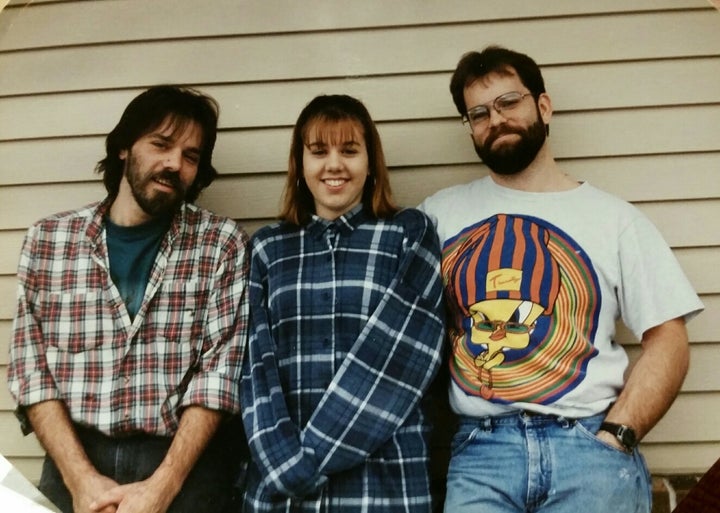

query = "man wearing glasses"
(419, 46), (703, 512)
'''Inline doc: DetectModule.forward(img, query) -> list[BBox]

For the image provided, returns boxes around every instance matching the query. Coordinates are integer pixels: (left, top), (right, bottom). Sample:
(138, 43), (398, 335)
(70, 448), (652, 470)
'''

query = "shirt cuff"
(181, 371), (241, 414)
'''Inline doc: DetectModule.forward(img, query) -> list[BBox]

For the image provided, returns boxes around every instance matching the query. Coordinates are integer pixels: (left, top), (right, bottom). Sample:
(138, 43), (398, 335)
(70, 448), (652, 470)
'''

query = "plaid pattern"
(8, 200), (249, 437)
(241, 206), (445, 512)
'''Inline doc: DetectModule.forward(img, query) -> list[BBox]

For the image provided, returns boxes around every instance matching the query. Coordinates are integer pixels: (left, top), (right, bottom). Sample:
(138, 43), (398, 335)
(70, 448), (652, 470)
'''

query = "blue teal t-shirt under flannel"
(105, 215), (171, 319)
(241, 205), (445, 512)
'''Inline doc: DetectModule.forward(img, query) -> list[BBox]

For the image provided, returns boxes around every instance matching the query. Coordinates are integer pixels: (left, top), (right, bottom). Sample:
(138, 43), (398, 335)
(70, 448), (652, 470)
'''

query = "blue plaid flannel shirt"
(241, 206), (445, 512)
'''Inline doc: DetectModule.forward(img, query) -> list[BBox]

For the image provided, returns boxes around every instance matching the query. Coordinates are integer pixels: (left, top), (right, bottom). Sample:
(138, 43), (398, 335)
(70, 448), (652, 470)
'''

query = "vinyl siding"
(1, 0), (718, 482)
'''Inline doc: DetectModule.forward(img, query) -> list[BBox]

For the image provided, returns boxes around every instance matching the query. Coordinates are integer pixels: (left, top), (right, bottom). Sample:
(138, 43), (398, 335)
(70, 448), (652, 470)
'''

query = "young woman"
(240, 94), (445, 512)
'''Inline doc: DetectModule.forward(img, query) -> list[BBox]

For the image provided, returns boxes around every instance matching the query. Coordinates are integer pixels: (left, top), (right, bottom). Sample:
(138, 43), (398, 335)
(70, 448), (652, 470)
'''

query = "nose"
(487, 107), (507, 128)
(489, 325), (507, 341)
(164, 149), (182, 171)
(325, 149), (342, 170)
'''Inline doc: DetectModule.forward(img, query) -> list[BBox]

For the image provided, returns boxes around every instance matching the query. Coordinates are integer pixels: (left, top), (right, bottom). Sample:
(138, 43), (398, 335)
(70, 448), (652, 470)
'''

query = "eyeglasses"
(473, 319), (534, 335)
(462, 91), (532, 132)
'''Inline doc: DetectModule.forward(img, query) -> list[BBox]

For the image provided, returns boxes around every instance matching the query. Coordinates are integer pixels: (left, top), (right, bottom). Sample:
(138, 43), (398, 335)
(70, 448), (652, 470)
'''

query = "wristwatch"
(599, 422), (638, 452)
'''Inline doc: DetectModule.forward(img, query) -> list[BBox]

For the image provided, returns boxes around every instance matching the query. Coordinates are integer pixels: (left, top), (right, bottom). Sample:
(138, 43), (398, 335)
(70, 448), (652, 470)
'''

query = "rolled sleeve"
(182, 231), (249, 415)
(8, 228), (62, 434)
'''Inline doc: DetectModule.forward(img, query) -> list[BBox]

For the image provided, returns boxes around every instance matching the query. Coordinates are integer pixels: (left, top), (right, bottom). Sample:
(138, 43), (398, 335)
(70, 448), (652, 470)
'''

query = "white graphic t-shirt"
(419, 177), (704, 418)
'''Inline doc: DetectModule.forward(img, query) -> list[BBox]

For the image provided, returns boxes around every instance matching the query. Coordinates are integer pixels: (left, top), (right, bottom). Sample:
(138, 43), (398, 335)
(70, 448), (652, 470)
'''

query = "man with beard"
(419, 46), (703, 512)
(8, 85), (249, 513)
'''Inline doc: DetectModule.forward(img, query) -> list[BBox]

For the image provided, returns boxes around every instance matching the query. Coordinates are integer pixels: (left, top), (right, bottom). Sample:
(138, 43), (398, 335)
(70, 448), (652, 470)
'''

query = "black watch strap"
(599, 421), (638, 451)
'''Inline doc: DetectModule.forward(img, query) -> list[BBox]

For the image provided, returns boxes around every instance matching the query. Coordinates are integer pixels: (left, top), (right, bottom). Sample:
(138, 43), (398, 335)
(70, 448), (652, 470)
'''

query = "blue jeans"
(444, 412), (652, 513)
(39, 420), (247, 513)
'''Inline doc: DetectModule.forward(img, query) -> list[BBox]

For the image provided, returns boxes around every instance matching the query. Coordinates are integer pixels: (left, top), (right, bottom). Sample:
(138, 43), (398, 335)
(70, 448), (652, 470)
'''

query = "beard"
(473, 114), (547, 176)
(125, 154), (187, 218)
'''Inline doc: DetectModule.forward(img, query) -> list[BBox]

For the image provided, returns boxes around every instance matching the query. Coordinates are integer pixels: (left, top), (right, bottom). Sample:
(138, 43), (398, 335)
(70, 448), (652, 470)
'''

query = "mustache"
(153, 170), (184, 191)
(483, 126), (523, 148)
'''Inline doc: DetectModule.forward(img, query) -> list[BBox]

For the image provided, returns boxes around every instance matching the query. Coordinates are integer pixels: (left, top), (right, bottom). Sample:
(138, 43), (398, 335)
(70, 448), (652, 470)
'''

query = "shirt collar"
(86, 197), (186, 245)
(307, 203), (367, 239)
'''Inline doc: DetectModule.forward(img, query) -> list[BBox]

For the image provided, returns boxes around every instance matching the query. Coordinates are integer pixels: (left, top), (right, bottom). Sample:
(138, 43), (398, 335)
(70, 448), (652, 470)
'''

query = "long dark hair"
(95, 85), (220, 202)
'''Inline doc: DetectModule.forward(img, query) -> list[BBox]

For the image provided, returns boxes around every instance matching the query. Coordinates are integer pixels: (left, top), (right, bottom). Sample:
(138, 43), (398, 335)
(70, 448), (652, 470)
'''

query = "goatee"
(126, 157), (187, 218)
(474, 117), (547, 176)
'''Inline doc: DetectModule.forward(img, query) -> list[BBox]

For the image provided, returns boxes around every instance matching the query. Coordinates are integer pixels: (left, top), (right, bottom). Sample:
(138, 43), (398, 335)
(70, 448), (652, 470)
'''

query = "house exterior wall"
(1, 0), (718, 482)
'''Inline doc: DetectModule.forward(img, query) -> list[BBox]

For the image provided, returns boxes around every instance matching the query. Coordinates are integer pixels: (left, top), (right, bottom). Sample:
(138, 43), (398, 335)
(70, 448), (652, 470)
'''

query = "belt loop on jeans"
(481, 416), (493, 431)
(520, 410), (576, 428)
(557, 416), (573, 429)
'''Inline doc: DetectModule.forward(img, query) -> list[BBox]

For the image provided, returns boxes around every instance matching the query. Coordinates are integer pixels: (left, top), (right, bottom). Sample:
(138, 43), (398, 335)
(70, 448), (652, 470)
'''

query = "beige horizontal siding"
(642, 443), (720, 475)
(626, 344), (720, 393)
(0, 231), (24, 275)
(1, 0), (709, 51)
(2, 11), (720, 96)
(0, 412), (41, 457)
(643, 393), (720, 443)
(0, 320), (9, 363)
(1, 275), (16, 319)
(1, 0), (718, 484)
(3, 56), (720, 143)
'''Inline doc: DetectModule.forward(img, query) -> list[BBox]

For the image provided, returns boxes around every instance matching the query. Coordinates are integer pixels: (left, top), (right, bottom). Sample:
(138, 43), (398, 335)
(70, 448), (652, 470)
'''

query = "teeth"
(325, 179), (345, 186)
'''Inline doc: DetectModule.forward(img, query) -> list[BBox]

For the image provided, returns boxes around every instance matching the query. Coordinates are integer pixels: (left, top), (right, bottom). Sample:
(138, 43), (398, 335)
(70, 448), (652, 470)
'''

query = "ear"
(537, 93), (553, 125)
(119, 149), (128, 161)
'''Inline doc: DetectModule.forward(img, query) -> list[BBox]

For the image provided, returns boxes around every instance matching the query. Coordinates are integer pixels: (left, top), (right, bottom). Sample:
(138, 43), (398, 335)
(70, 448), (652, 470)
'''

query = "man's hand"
(25, 401), (120, 513)
(67, 471), (120, 513)
(89, 406), (223, 513)
(595, 428), (629, 453)
(89, 477), (177, 513)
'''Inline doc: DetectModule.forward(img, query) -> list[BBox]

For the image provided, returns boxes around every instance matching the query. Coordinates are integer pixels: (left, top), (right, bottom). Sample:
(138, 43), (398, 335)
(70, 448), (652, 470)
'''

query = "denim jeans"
(39, 420), (247, 513)
(444, 412), (652, 513)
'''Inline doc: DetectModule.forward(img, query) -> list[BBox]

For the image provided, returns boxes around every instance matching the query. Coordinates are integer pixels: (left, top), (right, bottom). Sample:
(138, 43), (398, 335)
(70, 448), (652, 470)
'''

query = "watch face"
(601, 422), (637, 450)
(622, 427), (637, 448)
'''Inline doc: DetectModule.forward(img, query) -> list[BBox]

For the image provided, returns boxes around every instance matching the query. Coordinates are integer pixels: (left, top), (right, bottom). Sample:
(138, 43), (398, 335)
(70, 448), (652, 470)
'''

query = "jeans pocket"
(450, 426), (480, 457)
(573, 419), (631, 456)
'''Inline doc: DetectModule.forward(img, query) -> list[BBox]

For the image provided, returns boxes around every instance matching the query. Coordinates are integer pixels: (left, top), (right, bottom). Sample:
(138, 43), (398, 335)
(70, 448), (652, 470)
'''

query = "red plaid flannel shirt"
(8, 200), (249, 437)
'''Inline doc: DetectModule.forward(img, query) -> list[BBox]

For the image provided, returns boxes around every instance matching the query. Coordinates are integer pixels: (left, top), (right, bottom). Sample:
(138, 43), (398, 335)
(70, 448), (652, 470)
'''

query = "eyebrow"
(150, 133), (202, 155)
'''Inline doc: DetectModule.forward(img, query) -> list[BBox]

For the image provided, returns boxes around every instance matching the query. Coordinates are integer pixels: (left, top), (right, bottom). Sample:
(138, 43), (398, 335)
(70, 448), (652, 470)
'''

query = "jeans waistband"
(72, 423), (174, 452)
(456, 411), (606, 430)
(72, 415), (249, 457)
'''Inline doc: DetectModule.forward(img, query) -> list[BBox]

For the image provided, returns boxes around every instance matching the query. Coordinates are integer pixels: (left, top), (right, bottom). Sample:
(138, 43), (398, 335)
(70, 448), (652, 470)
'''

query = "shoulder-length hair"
(279, 94), (398, 226)
(95, 85), (219, 203)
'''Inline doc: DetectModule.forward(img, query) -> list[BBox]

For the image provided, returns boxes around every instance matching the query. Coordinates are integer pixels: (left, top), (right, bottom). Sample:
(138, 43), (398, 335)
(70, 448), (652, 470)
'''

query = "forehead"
(464, 70), (525, 107)
(143, 116), (203, 148)
(304, 118), (365, 145)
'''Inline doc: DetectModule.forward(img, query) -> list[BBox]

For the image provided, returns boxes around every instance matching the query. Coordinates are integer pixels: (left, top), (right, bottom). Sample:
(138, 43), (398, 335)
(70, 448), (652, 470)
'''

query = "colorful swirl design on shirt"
(443, 213), (600, 404)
